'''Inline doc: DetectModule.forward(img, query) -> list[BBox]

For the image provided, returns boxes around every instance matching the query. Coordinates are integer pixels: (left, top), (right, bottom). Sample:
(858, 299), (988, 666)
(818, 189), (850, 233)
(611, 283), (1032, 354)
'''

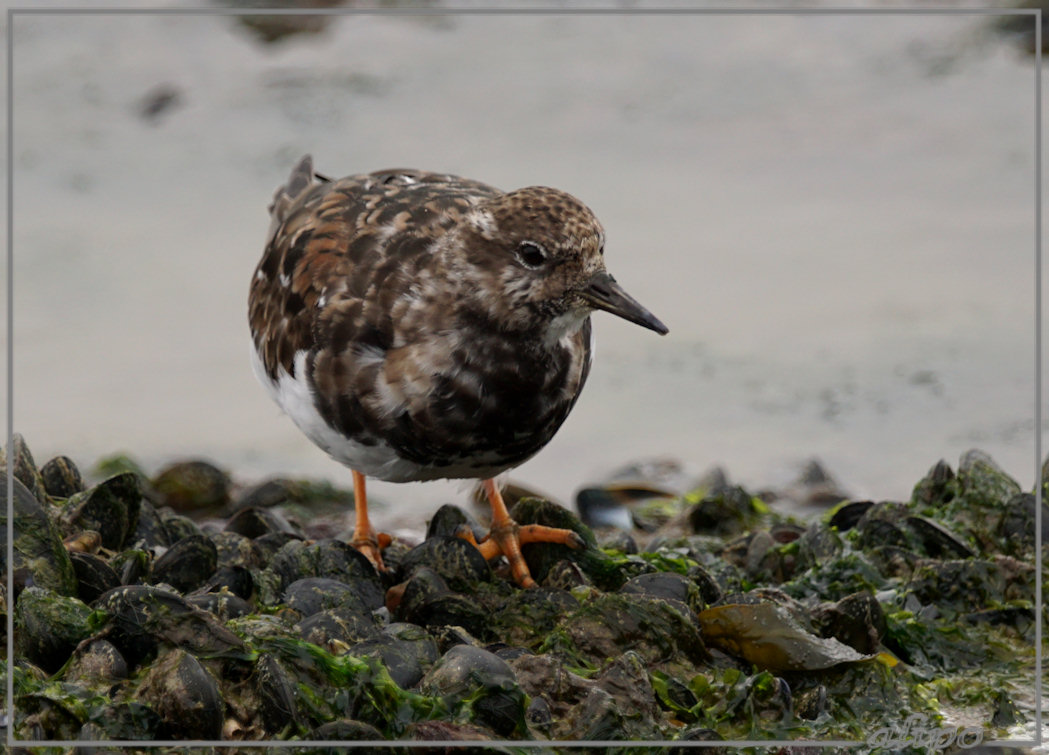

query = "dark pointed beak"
(582, 271), (669, 335)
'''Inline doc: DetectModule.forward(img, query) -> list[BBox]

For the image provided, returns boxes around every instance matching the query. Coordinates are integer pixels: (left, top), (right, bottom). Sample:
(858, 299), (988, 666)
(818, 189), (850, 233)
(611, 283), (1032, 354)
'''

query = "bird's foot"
(458, 520), (585, 589)
(351, 530), (393, 573)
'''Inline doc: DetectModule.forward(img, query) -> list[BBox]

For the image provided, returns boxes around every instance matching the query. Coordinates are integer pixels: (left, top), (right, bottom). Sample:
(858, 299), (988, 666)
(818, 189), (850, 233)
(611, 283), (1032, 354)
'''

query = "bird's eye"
(516, 241), (548, 268)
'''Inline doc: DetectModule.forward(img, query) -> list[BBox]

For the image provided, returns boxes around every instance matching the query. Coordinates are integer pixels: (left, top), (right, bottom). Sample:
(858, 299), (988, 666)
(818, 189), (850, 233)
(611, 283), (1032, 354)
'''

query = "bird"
(248, 155), (668, 588)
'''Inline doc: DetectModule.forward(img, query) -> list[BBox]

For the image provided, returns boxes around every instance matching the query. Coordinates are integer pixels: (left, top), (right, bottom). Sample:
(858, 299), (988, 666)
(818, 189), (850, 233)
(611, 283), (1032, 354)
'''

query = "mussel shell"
(814, 591), (886, 654)
(296, 605), (381, 647)
(62, 472), (142, 551)
(93, 584), (244, 666)
(283, 576), (371, 618)
(826, 500), (874, 531)
(64, 638), (129, 684)
(138, 648), (224, 739)
(396, 535), (492, 589)
(253, 653), (303, 734)
(619, 572), (703, 616)
(185, 591), (252, 621)
(420, 644), (527, 737)
(225, 505), (301, 539)
(267, 539), (383, 608)
(70, 551), (121, 604)
(151, 459), (231, 513)
(40, 455), (85, 499)
(149, 534), (218, 593)
(353, 624), (440, 689)
(905, 516), (975, 559)
(394, 566), (493, 640)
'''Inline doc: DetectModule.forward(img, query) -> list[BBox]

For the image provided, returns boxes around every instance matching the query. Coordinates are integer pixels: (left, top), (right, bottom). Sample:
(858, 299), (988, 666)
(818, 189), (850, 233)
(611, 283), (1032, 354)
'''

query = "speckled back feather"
(249, 156), (596, 480)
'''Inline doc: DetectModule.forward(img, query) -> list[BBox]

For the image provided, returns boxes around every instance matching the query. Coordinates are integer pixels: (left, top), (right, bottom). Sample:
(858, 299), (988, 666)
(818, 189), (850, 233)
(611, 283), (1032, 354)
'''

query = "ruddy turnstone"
(249, 156), (668, 588)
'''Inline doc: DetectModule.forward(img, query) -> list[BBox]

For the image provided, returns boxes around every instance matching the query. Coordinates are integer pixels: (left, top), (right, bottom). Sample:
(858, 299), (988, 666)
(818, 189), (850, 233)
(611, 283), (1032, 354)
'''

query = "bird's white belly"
(250, 343), (513, 482)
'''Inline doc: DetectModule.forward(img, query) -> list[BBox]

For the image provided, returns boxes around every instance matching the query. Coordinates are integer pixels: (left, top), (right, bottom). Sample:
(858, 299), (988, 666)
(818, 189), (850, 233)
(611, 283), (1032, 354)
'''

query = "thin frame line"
(1035, 5), (1044, 749)
(5, 5), (1042, 750)
(6, 6), (14, 747)
(2, 6), (1045, 15)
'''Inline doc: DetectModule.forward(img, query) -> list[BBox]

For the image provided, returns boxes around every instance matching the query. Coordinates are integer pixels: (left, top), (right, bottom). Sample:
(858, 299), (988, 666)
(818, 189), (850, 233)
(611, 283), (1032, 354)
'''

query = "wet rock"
(3, 473), (78, 596)
(151, 459), (231, 513)
(137, 648), (224, 739)
(149, 534), (217, 593)
(420, 644), (527, 737)
(14, 587), (92, 673)
(61, 473), (142, 551)
(40, 455), (85, 499)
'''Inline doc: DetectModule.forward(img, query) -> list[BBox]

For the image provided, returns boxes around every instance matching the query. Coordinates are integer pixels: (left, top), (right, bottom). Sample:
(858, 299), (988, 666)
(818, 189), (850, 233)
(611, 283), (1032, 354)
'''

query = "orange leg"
(349, 470), (391, 571)
(460, 478), (584, 589)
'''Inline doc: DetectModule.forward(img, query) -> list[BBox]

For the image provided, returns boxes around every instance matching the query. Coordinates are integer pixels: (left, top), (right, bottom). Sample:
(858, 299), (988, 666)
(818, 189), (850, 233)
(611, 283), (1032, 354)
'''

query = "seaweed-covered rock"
(420, 644), (528, 737)
(546, 592), (709, 673)
(2, 473), (77, 597)
(14, 587), (92, 673)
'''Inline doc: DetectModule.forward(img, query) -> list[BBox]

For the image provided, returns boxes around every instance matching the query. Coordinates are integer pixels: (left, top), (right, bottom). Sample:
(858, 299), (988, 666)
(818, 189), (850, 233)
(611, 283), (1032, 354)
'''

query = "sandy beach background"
(8, 1), (1041, 531)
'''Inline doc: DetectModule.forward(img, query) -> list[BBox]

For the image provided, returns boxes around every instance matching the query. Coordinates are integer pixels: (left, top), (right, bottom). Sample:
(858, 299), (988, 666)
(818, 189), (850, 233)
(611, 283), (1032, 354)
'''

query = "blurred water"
(9, 5), (1041, 528)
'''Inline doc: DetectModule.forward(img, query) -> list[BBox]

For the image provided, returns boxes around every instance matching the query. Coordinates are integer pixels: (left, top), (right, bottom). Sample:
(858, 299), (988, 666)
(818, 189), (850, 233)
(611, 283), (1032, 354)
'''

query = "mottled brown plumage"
(249, 155), (667, 587)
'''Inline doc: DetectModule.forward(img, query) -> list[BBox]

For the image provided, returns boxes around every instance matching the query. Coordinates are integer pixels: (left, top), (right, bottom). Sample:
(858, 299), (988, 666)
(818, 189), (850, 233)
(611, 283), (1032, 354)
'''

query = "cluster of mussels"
(2, 434), (1042, 751)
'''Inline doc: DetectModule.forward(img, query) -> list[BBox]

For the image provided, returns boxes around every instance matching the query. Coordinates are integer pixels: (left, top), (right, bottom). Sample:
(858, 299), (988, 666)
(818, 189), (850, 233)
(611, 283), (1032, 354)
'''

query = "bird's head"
(450, 186), (668, 344)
